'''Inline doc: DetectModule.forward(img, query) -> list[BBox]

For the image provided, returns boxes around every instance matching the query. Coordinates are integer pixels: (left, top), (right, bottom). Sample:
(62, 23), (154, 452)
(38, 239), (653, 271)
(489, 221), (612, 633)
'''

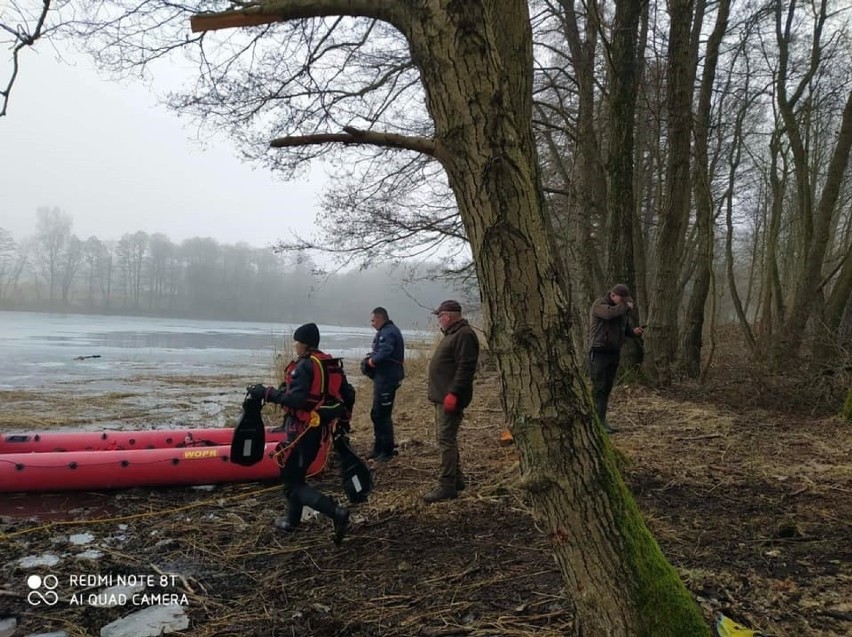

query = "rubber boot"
(275, 489), (303, 533)
(456, 472), (466, 492)
(332, 507), (350, 546)
(423, 484), (458, 503)
(292, 485), (350, 545)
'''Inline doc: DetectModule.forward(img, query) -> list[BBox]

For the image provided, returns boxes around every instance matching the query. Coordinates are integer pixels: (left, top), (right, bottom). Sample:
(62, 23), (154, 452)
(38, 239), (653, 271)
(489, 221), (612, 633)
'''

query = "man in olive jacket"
(589, 283), (644, 434)
(425, 299), (480, 503)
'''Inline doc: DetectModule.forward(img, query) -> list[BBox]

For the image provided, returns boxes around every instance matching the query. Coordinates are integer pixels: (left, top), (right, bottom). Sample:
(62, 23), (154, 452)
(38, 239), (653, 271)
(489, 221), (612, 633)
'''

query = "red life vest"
(283, 351), (346, 424)
(273, 351), (350, 466)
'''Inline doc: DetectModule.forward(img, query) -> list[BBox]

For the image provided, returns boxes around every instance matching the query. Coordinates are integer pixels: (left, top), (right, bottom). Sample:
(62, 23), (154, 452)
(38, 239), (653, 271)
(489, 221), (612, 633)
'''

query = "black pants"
(370, 382), (399, 455)
(280, 424), (338, 526)
(589, 350), (620, 424)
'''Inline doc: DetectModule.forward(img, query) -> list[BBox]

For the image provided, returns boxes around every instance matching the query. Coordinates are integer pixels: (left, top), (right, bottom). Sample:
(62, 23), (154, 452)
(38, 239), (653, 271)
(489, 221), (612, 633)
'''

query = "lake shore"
(1, 356), (849, 636)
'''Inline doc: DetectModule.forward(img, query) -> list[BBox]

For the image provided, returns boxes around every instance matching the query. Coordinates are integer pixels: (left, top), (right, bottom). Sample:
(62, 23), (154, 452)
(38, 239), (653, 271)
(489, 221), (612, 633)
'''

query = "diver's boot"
(275, 488), (302, 533)
(455, 473), (466, 492)
(332, 507), (350, 546)
(295, 485), (349, 545)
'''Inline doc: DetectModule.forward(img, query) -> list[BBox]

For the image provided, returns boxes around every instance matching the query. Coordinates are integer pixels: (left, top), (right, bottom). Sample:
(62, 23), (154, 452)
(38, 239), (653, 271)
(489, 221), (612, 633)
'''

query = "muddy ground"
(0, 353), (849, 636)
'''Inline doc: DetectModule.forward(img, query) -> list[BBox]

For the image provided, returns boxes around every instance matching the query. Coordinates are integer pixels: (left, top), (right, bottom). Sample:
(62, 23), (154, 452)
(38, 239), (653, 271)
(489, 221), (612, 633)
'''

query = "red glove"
(367, 358), (376, 367)
(443, 393), (458, 413)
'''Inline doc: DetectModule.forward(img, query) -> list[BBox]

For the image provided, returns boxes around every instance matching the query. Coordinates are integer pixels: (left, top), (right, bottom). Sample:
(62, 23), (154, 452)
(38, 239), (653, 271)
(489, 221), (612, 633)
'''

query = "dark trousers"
(589, 350), (620, 424)
(434, 404), (463, 488)
(279, 424), (337, 526)
(370, 382), (399, 455)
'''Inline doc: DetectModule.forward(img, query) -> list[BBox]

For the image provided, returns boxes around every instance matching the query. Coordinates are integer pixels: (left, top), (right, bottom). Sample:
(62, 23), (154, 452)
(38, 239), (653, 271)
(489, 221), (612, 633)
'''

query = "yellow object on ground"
(716, 614), (763, 637)
(499, 428), (514, 446)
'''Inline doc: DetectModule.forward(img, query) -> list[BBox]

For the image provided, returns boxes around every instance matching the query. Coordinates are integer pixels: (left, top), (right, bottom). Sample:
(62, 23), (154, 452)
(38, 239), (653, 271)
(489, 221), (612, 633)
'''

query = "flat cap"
(433, 299), (462, 314)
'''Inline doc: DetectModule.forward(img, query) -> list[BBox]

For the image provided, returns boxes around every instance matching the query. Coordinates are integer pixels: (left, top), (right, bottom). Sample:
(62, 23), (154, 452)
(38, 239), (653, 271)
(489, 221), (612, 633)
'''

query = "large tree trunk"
(560, 0), (608, 303)
(645, 0), (697, 385)
(192, 1), (709, 634)
(606, 0), (644, 372)
(406, 3), (706, 634)
(681, 0), (729, 377)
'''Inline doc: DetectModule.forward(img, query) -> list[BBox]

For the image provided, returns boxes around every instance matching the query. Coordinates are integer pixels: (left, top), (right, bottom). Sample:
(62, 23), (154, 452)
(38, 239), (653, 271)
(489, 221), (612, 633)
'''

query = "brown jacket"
(589, 295), (635, 352)
(428, 319), (480, 408)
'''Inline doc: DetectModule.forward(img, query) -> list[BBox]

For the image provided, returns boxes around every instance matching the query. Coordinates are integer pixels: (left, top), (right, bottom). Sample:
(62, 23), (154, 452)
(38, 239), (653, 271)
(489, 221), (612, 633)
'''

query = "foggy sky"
(0, 45), (326, 249)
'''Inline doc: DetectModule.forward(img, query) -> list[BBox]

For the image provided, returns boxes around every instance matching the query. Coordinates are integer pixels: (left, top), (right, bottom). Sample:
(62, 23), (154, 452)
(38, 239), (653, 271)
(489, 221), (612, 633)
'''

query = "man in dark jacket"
(247, 322), (350, 544)
(424, 300), (480, 503)
(589, 284), (644, 434)
(364, 307), (405, 461)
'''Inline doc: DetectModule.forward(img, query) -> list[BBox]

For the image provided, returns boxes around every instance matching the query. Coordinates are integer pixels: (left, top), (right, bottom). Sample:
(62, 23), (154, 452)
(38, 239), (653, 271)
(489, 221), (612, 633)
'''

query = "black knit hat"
(293, 323), (320, 348)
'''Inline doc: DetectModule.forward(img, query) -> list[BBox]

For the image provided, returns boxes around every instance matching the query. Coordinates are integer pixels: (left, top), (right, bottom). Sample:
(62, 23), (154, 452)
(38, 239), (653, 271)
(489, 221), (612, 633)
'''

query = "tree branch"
(190, 0), (407, 34)
(1, 0), (52, 117)
(270, 126), (439, 158)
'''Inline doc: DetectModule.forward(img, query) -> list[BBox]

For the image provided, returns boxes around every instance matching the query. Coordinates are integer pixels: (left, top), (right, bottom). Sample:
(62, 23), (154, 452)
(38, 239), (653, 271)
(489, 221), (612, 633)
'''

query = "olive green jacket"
(427, 319), (480, 408)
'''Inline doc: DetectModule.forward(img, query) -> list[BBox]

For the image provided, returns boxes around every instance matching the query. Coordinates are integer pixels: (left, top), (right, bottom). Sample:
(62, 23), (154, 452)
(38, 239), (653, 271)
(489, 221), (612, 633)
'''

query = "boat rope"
(270, 411), (330, 468)
(0, 484), (281, 541)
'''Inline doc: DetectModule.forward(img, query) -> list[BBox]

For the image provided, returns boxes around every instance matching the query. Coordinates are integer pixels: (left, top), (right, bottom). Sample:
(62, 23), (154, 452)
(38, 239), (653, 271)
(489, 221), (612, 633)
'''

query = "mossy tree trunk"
(193, 1), (709, 634)
(408, 5), (707, 633)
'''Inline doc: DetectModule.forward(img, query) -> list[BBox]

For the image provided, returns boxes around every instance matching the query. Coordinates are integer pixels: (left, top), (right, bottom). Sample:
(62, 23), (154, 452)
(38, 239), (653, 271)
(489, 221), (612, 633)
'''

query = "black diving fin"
(333, 431), (372, 503)
(230, 395), (266, 466)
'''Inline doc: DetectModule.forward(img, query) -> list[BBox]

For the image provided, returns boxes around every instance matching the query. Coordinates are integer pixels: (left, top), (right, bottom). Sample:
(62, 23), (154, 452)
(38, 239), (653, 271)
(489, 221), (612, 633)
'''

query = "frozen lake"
(0, 310), (423, 391)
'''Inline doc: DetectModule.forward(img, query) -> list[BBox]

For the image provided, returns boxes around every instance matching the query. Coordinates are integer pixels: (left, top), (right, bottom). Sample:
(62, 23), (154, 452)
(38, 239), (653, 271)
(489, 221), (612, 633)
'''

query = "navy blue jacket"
(370, 320), (405, 387)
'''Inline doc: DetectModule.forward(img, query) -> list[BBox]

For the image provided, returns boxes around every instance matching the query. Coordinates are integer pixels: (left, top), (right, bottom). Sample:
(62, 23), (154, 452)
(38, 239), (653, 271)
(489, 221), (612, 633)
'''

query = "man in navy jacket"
(365, 307), (405, 461)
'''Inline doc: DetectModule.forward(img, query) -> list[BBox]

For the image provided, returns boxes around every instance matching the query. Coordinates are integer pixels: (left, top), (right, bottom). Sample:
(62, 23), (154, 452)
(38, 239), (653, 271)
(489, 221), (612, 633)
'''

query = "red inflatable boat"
(0, 428), (330, 493)
(0, 427), (280, 454)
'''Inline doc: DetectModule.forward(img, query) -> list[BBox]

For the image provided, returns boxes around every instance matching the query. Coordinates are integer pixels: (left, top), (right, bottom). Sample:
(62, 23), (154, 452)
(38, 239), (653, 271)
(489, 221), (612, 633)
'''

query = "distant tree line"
(0, 207), (465, 327)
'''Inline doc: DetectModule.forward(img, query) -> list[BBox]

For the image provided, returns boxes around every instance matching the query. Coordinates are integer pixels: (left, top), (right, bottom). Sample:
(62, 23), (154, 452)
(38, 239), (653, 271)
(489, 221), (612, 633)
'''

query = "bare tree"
(32, 205), (71, 306)
(644, 0), (699, 385)
(681, 0), (731, 377)
(58, 233), (83, 303)
(182, 1), (709, 633)
(0, 227), (26, 300)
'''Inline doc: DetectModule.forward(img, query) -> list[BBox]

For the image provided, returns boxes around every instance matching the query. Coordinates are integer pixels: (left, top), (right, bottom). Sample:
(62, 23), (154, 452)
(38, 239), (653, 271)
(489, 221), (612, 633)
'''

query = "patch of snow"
(69, 532), (95, 545)
(0, 617), (17, 637)
(75, 549), (104, 560)
(18, 553), (61, 568)
(99, 604), (188, 637)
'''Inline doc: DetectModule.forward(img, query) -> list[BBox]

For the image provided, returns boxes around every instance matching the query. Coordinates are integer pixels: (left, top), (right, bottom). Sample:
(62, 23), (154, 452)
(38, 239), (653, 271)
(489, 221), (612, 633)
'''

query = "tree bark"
(681, 0), (729, 377)
(645, 0), (697, 385)
(606, 0), (644, 372)
(776, 89), (852, 358)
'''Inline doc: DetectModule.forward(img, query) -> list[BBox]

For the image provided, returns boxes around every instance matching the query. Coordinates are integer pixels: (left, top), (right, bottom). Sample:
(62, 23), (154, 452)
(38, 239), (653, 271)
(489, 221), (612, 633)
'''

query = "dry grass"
(0, 343), (850, 636)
